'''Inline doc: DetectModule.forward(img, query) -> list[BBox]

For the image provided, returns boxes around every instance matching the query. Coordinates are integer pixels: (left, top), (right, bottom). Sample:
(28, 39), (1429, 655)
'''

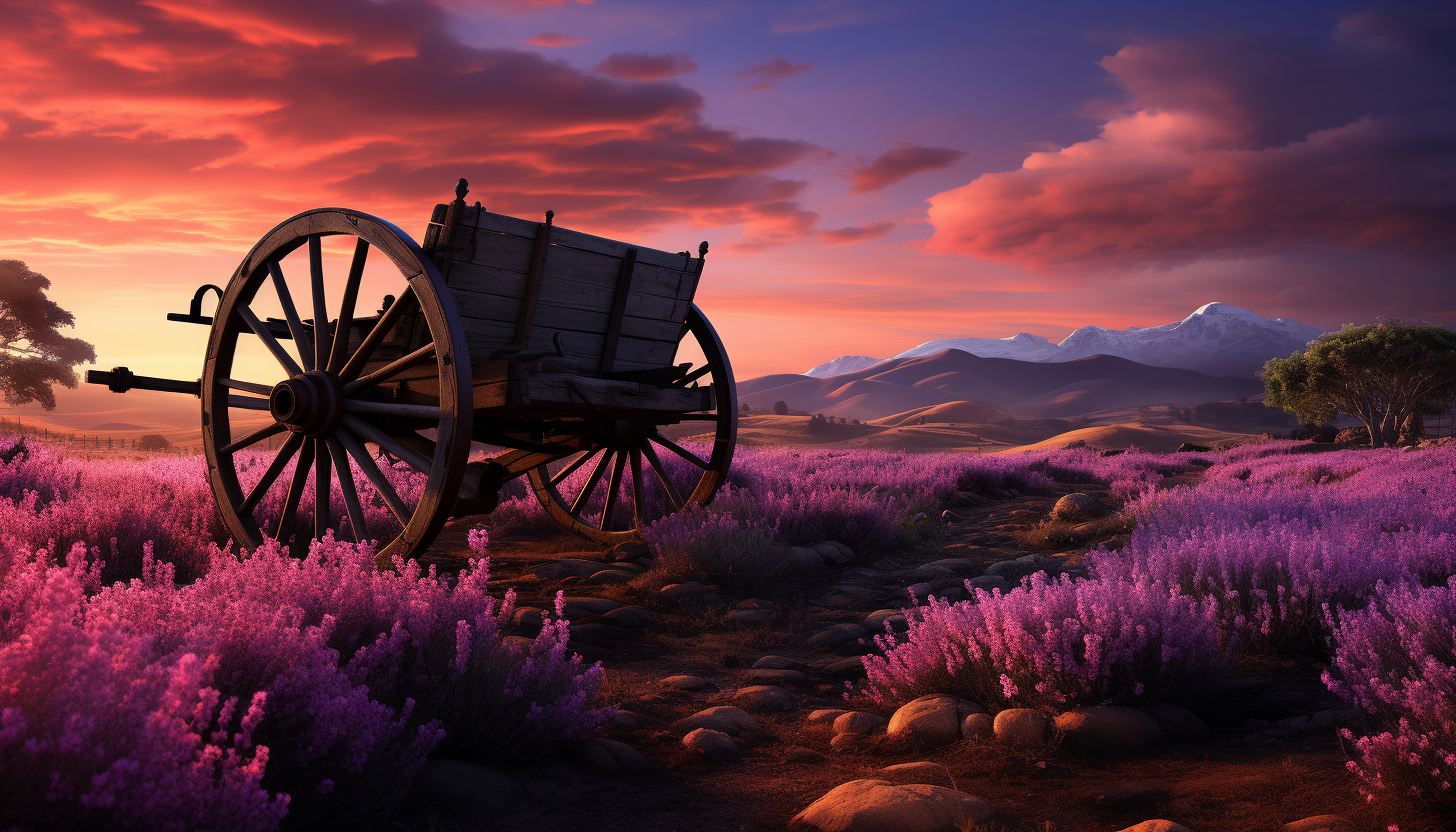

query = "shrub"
(641, 507), (788, 593)
(862, 573), (1234, 712)
(1323, 578), (1456, 816)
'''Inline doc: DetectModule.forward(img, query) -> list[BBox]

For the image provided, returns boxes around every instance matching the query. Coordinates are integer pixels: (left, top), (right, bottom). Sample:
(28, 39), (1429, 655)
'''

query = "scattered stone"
(927, 558), (981, 574)
(682, 728), (738, 761)
(734, 685), (797, 712)
(984, 555), (1057, 584)
(726, 609), (773, 626)
(659, 582), (723, 605)
(602, 605), (656, 627)
(660, 675), (718, 692)
(961, 713), (993, 740)
(788, 779), (993, 832)
(585, 569), (636, 585)
(608, 710), (642, 730)
(813, 586), (883, 609)
(503, 635), (534, 652)
(531, 558), (609, 580)
(671, 706), (758, 737)
(887, 695), (985, 749)
(966, 575), (1013, 595)
(606, 540), (653, 563)
(410, 759), (526, 818)
(754, 655), (810, 672)
(512, 607), (544, 630)
(821, 656), (869, 677)
(909, 564), (955, 581)
(811, 541), (856, 566)
(575, 737), (650, 773)
(993, 708), (1049, 746)
(1113, 823), (1193, 832)
(786, 546), (828, 572)
(1049, 493), (1100, 522)
(560, 596), (624, 618)
(904, 581), (936, 602)
(1055, 706), (1167, 754)
(1282, 814), (1360, 832)
(833, 711), (888, 735)
(861, 611), (907, 633)
(745, 668), (812, 688)
(1142, 703), (1211, 742)
(876, 762), (955, 788)
(808, 709), (850, 724)
(807, 623), (871, 650)
(940, 510), (962, 523)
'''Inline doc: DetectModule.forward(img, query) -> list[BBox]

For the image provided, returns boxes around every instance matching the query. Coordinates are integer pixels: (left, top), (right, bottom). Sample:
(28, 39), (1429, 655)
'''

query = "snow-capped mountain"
(803, 303), (1326, 379)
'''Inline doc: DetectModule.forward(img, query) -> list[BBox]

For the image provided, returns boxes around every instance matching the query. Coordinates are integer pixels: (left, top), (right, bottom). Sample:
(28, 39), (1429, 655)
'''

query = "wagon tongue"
(87, 367), (201, 397)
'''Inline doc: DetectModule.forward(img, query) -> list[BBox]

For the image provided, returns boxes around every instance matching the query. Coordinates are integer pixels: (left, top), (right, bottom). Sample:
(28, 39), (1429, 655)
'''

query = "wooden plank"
(514, 212), (554, 345)
(447, 263), (690, 322)
(460, 320), (677, 369)
(460, 205), (700, 273)
(452, 294), (684, 343)
(524, 374), (713, 411)
(600, 248), (636, 374)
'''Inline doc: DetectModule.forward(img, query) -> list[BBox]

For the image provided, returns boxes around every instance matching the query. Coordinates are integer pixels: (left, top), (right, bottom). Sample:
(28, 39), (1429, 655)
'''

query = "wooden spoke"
(314, 437), (331, 540)
(673, 364), (712, 387)
(309, 236), (329, 373)
(338, 285), (417, 383)
(342, 400), (443, 420)
(549, 447), (602, 487)
(341, 342), (436, 395)
(337, 428), (409, 529)
(327, 238), (369, 374)
(266, 261), (314, 371)
(650, 433), (709, 469)
(226, 395), (273, 411)
(342, 414), (432, 474)
(238, 432), (305, 516)
(629, 447), (646, 529)
(327, 437), (369, 544)
(236, 303), (305, 378)
(277, 438), (315, 544)
(219, 378), (273, 396)
(570, 450), (615, 516)
(639, 440), (684, 512)
(598, 451), (627, 532)
(220, 420), (288, 455)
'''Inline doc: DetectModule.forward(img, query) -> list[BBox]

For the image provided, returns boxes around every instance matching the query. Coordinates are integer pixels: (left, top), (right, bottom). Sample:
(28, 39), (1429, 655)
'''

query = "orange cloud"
(734, 57), (811, 93)
(594, 51), (697, 81)
(527, 32), (588, 47)
(926, 9), (1456, 271)
(820, 222), (896, 245)
(849, 146), (965, 193)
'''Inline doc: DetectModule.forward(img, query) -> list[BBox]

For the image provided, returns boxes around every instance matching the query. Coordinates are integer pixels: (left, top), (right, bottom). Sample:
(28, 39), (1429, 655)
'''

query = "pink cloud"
(849, 146), (965, 193)
(527, 32), (587, 47)
(926, 7), (1456, 271)
(734, 57), (812, 92)
(594, 51), (697, 81)
(821, 221), (896, 245)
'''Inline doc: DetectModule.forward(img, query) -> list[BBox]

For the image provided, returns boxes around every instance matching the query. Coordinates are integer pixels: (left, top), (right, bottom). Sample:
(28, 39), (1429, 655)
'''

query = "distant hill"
(741, 349), (1264, 421)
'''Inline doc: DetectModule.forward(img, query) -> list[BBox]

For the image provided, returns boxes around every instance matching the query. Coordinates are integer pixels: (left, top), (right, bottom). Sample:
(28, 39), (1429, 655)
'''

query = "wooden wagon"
(88, 179), (737, 564)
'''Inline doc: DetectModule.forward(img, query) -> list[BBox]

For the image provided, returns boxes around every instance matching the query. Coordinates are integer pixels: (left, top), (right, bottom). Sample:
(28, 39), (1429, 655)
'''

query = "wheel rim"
(526, 304), (737, 543)
(202, 209), (472, 565)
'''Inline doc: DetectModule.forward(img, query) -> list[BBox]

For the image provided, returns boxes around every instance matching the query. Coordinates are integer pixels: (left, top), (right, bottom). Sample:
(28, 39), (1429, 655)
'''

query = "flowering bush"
(862, 573), (1234, 712)
(1323, 578), (1456, 815)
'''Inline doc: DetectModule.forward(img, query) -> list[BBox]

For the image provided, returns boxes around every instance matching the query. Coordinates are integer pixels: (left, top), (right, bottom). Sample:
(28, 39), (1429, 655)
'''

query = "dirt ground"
(397, 476), (1441, 832)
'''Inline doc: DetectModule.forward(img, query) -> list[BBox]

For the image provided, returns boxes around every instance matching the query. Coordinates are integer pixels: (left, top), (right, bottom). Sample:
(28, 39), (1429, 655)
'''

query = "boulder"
(813, 541), (856, 566)
(861, 610), (908, 633)
(560, 596), (624, 618)
(745, 668), (812, 688)
(966, 575), (1013, 595)
(1282, 815), (1360, 832)
(1113, 823), (1194, 832)
(753, 655), (810, 672)
(832, 711), (888, 736)
(788, 779), (993, 832)
(608, 710), (642, 730)
(659, 582), (723, 605)
(734, 685), (797, 712)
(876, 762), (955, 788)
(808, 709), (850, 724)
(992, 708), (1049, 746)
(1055, 706), (1167, 754)
(671, 706), (759, 737)
(786, 546), (827, 572)
(821, 656), (869, 677)
(807, 623), (871, 651)
(602, 605), (656, 627)
(1142, 703), (1210, 742)
(512, 607), (544, 630)
(574, 737), (650, 773)
(585, 569), (635, 585)
(660, 675), (718, 692)
(961, 713), (993, 740)
(813, 586), (883, 609)
(681, 728), (738, 761)
(1049, 493), (1099, 522)
(531, 559), (608, 580)
(887, 695), (985, 749)
(606, 540), (653, 563)
(726, 609), (773, 626)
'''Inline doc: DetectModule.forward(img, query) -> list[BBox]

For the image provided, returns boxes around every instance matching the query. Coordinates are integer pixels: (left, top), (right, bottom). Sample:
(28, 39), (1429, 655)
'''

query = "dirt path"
(400, 481), (1418, 832)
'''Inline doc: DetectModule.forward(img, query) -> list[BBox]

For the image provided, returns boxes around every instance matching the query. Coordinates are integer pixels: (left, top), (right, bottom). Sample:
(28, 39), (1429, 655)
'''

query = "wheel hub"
(269, 370), (344, 437)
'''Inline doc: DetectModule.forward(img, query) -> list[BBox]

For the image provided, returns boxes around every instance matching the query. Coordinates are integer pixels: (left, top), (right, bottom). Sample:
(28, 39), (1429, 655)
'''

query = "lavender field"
(1, 433), (1454, 830)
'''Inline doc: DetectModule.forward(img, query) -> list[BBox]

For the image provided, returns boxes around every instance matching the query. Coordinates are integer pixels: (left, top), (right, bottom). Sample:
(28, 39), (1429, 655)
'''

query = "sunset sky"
(1, 0), (1453, 428)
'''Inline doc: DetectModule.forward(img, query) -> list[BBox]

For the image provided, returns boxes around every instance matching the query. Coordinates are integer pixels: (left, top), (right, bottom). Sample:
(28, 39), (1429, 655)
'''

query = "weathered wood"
(600, 248), (637, 374)
(460, 322), (675, 372)
(461, 204), (701, 273)
(447, 266), (691, 324)
(525, 374), (712, 411)
(446, 241), (693, 302)
(514, 212), (554, 346)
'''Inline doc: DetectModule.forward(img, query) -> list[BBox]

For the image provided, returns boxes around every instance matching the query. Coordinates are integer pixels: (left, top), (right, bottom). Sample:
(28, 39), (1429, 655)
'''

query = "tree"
(772, 400), (788, 415)
(137, 434), (171, 452)
(0, 260), (96, 410)
(1262, 320), (1456, 448)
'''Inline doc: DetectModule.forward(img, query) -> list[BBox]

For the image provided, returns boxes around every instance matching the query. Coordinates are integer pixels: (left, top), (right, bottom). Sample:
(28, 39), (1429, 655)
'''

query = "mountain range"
(804, 303), (1326, 379)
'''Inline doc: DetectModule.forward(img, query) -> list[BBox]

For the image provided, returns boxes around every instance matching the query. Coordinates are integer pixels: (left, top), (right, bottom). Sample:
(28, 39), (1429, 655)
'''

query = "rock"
(1049, 493), (1100, 522)
(661, 675), (718, 692)
(734, 685), (797, 712)
(682, 728), (738, 761)
(574, 737), (650, 773)
(560, 596), (624, 618)
(745, 668), (812, 688)
(606, 540), (653, 563)
(940, 510), (962, 523)
(961, 713), (993, 740)
(887, 695), (985, 749)
(928, 558), (981, 574)
(787, 546), (827, 572)
(861, 610), (908, 633)
(810, 541), (856, 566)
(608, 710), (642, 730)
(876, 762), (956, 788)
(410, 760), (526, 817)
(726, 609), (773, 626)
(992, 708), (1049, 746)
(753, 655), (810, 672)
(905, 581), (937, 602)
(833, 711), (889, 736)
(1055, 706), (1167, 754)
(788, 779), (993, 832)
(1142, 703), (1211, 742)
(1282, 815), (1360, 832)
(808, 623), (871, 650)
(1307, 708), (1355, 731)
(531, 558), (608, 580)
(910, 564), (955, 581)
(808, 709), (850, 724)
(1176, 442), (1211, 453)
(584, 568), (635, 585)
(603, 605), (656, 627)
(813, 586), (883, 609)
(1276, 715), (1312, 734)
(1113, 823), (1193, 832)
(671, 706), (759, 737)
(659, 582), (723, 605)
(950, 491), (985, 508)
(821, 656), (869, 677)
(966, 575), (1013, 595)
(512, 607), (544, 629)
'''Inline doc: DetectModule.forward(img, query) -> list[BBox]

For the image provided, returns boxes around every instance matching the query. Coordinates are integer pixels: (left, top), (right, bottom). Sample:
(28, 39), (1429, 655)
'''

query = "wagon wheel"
(201, 208), (472, 566)
(526, 304), (737, 544)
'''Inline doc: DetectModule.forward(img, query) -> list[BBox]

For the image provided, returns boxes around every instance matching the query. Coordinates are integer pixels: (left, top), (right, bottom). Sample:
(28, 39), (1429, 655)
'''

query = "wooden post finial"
(545, 210), (554, 224)
(698, 241), (709, 258)
(454, 178), (469, 203)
